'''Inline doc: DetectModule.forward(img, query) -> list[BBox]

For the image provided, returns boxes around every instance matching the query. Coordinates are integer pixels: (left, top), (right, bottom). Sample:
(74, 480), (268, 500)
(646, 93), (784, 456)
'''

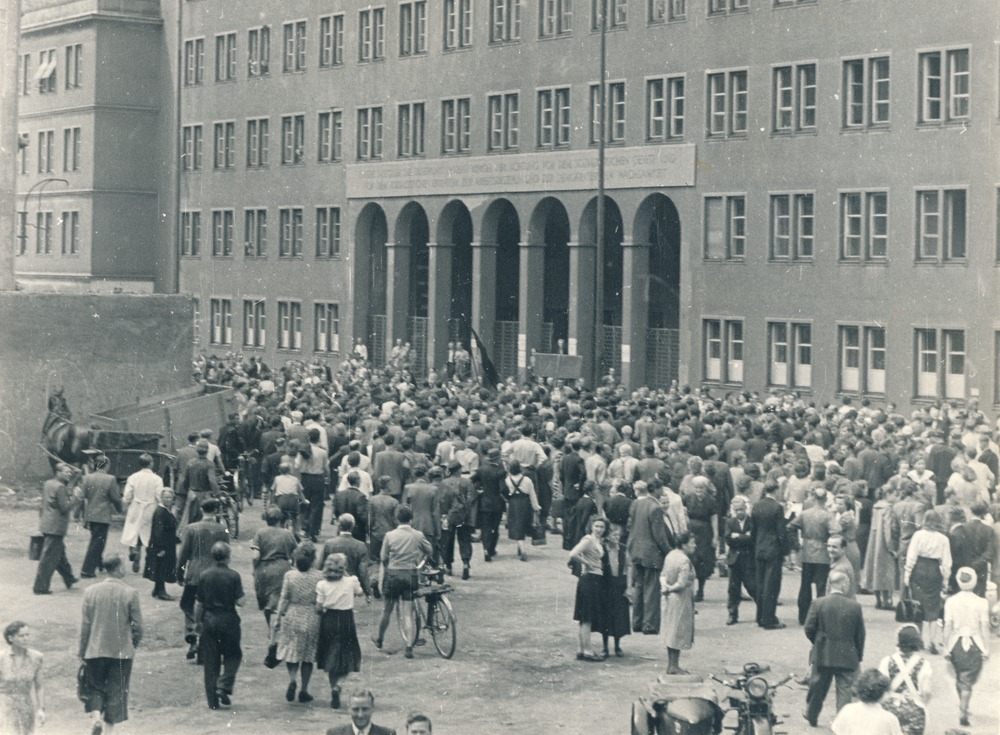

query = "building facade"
(16, 0), (1000, 411)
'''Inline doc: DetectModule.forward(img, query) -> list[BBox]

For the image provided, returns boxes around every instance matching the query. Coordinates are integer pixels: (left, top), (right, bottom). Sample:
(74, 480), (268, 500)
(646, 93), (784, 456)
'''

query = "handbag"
(531, 512), (547, 546)
(28, 534), (44, 561)
(895, 590), (923, 624)
(263, 643), (281, 669)
(76, 662), (93, 705)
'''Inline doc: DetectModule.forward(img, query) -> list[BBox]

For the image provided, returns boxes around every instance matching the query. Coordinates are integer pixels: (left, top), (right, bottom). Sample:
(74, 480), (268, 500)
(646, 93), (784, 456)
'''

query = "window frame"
(645, 74), (685, 142)
(768, 192), (814, 261)
(915, 187), (967, 263)
(914, 327), (965, 399)
(359, 7), (387, 62)
(399, 1), (428, 57)
(315, 206), (342, 259)
(314, 302), (341, 353)
(183, 38), (205, 86)
(917, 47), (970, 125)
(356, 106), (385, 160)
(705, 68), (748, 139)
(842, 55), (890, 129)
(539, 0), (573, 38)
(702, 317), (745, 384)
(318, 109), (344, 162)
(278, 207), (304, 258)
(441, 97), (472, 154)
(242, 298), (267, 348)
(214, 32), (237, 83)
(282, 20), (307, 73)
(397, 101), (426, 158)
(487, 91), (519, 152)
(490, 0), (523, 43)
(209, 298), (233, 346)
(211, 209), (235, 257)
(247, 25), (271, 77)
(243, 207), (267, 258)
(443, 0), (473, 50)
(703, 193), (746, 260)
(246, 117), (269, 168)
(767, 320), (813, 389)
(180, 210), (202, 257)
(277, 300), (303, 351)
(319, 14), (345, 68)
(771, 61), (817, 134)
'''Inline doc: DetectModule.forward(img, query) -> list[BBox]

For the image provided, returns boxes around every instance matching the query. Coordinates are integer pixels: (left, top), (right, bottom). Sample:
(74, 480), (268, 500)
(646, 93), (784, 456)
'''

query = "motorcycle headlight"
(746, 677), (769, 699)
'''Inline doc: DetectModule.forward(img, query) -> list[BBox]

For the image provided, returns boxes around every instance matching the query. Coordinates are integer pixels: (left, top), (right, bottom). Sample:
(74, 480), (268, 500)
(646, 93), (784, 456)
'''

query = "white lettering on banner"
(347, 145), (696, 199)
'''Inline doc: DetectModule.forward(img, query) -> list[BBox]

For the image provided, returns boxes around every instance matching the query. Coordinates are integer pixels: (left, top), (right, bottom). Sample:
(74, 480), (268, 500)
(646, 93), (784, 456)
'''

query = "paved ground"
(2, 503), (997, 735)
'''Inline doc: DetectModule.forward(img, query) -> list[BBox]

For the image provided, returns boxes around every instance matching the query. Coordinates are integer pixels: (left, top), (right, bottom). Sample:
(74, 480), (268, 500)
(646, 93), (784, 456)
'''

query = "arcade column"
(471, 240), (496, 353)
(567, 240), (596, 385)
(517, 241), (544, 381)
(621, 239), (649, 390)
(384, 241), (411, 356)
(427, 240), (453, 373)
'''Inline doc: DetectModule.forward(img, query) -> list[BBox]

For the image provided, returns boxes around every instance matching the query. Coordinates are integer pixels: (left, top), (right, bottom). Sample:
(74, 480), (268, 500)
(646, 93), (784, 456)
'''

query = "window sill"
(276, 347), (303, 353)
(315, 255), (342, 261)
(537, 144), (572, 151)
(703, 257), (746, 263)
(486, 148), (520, 155)
(705, 135), (748, 142)
(314, 349), (342, 356)
(318, 64), (345, 71)
(767, 384), (814, 395)
(769, 258), (815, 265)
(277, 255), (305, 260)
(841, 125), (890, 134)
(707, 10), (749, 18)
(214, 79), (237, 85)
(398, 52), (429, 60)
(770, 128), (818, 138)
(442, 46), (474, 54)
(701, 380), (745, 389)
(645, 137), (687, 145)
(538, 33), (573, 42)
(838, 259), (889, 266)
(914, 259), (968, 267)
(357, 58), (387, 64)
(180, 255), (202, 259)
(279, 162), (306, 168)
(487, 40), (522, 47)
(210, 255), (235, 259)
(247, 74), (271, 80)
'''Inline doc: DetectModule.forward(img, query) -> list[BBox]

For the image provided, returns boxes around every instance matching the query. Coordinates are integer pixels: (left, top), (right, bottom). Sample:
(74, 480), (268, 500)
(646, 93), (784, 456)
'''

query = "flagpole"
(592, 0), (607, 387)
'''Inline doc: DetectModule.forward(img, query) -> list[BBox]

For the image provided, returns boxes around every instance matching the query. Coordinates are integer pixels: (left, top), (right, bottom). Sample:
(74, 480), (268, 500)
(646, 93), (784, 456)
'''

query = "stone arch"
(528, 197), (571, 351)
(354, 202), (388, 365)
(437, 200), (474, 348)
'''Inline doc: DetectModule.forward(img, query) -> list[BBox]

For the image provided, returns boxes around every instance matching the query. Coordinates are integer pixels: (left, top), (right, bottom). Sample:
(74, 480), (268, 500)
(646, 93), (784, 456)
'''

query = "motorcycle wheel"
(630, 702), (653, 735)
(747, 716), (773, 735)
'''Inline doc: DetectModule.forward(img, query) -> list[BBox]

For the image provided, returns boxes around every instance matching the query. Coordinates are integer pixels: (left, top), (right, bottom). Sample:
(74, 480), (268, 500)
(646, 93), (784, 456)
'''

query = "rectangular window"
(215, 32), (237, 82)
(919, 48), (970, 124)
(318, 110), (343, 162)
(540, 0), (573, 37)
(442, 97), (472, 154)
(444, 0), (473, 50)
(400, 1), (428, 56)
(397, 102), (425, 157)
(359, 8), (386, 61)
(315, 207), (342, 258)
(244, 208), (267, 257)
(592, 0), (627, 28)
(490, 0), (522, 42)
(916, 188), (966, 262)
(212, 121), (236, 169)
(35, 212), (53, 254)
(649, 0), (685, 23)
(16, 212), (28, 255)
(277, 301), (303, 350)
(646, 75), (685, 141)
(315, 303), (341, 353)
(772, 62), (816, 133)
(248, 26), (271, 77)
(703, 318), (744, 383)
(843, 56), (890, 128)
(279, 208), (304, 257)
(243, 299), (266, 348)
(210, 298), (233, 345)
(706, 69), (748, 138)
(839, 191), (888, 261)
(184, 38), (205, 86)
(703, 194), (746, 259)
(65, 44), (82, 89)
(914, 328), (965, 399)
(838, 324), (887, 394)
(18, 132), (27, 174)
(282, 20), (307, 72)
(211, 210), (234, 257)
(708, 0), (748, 16)
(866, 326), (886, 394)
(62, 127), (81, 172)
(246, 118), (269, 168)
(37, 49), (57, 94)
(60, 211), (79, 255)
(319, 15), (345, 67)
(488, 93), (519, 152)
(20, 53), (30, 96)
(769, 193), (813, 260)
(589, 81), (626, 144)
(537, 87), (571, 148)
(280, 114), (305, 165)
(840, 325), (861, 392)
(180, 211), (201, 256)
(356, 106), (384, 160)
(37, 130), (54, 173)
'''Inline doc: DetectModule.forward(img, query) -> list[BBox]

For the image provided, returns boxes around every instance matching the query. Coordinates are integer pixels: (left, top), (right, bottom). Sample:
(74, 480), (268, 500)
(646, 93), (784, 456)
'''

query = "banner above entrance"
(346, 144), (696, 199)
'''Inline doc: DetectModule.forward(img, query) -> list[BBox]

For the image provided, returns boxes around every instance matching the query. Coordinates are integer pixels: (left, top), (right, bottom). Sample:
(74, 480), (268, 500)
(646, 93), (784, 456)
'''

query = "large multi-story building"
(14, 1), (1000, 411)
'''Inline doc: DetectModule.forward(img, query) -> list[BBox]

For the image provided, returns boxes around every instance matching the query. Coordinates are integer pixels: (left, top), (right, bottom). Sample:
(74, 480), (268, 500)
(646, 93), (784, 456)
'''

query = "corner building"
(174, 2), (998, 408)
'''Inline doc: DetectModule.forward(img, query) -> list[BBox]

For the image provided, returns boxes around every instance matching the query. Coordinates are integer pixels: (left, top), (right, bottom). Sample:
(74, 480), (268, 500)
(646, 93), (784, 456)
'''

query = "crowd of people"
(4, 347), (1000, 733)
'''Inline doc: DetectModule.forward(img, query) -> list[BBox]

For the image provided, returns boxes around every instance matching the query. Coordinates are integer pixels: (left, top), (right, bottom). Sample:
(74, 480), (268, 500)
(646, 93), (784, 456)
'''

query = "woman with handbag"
(505, 461), (541, 562)
(568, 516), (610, 662)
(903, 510), (952, 654)
(878, 624), (932, 735)
(943, 567), (990, 728)
(273, 542), (322, 704)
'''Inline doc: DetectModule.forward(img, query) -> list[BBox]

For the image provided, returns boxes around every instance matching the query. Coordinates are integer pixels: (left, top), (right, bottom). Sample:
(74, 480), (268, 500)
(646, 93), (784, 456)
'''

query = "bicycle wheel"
(428, 595), (456, 659)
(231, 505), (239, 539)
(396, 597), (421, 647)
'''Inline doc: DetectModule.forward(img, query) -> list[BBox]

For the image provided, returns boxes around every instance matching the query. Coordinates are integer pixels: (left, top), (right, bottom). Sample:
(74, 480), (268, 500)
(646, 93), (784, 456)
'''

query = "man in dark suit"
(472, 447), (507, 561)
(559, 439), (587, 548)
(950, 501), (996, 595)
(803, 571), (865, 727)
(723, 496), (756, 625)
(372, 433), (410, 499)
(78, 454), (122, 578)
(438, 460), (475, 579)
(333, 472), (369, 542)
(626, 482), (673, 634)
(926, 431), (957, 505)
(789, 487), (838, 624)
(751, 480), (787, 629)
(401, 467), (441, 564)
(176, 498), (230, 660)
(976, 433), (998, 493)
(326, 690), (396, 735)
(33, 463), (79, 594)
(321, 514), (372, 596)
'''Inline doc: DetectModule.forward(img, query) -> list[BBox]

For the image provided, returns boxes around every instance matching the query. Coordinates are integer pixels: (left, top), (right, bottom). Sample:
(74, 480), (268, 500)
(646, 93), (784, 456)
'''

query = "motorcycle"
(631, 673), (724, 735)
(710, 662), (792, 735)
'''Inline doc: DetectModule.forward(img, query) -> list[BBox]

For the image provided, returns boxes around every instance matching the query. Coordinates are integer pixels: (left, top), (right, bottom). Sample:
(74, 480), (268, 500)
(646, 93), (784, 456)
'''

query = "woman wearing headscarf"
(903, 510), (952, 653)
(943, 567), (990, 728)
(878, 624), (932, 735)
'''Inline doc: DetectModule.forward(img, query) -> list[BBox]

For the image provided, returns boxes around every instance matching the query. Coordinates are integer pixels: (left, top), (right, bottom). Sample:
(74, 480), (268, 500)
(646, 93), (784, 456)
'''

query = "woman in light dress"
(660, 531), (697, 675)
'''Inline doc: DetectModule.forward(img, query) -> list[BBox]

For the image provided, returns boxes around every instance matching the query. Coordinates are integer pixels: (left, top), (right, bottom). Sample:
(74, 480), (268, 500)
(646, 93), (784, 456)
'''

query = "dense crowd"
(5, 347), (999, 734)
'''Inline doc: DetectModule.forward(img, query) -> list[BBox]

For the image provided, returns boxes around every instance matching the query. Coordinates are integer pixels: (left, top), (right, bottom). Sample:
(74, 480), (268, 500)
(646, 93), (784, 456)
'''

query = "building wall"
(0, 293), (193, 482)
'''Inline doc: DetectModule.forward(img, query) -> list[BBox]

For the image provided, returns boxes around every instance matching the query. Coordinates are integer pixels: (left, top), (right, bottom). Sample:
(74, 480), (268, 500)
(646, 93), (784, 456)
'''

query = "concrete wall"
(0, 292), (193, 482)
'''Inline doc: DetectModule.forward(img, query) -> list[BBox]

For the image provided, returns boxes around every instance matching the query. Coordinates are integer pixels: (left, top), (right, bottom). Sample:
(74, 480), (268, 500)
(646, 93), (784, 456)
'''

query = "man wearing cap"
(473, 447), (507, 561)
(195, 541), (244, 709)
(33, 463), (80, 594)
(78, 454), (122, 578)
(438, 460), (475, 579)
(177, 498), (230, 660)
(120, 453), (164, 574)
(173, 433), (201, 497)
(402, 466), (441, 564)
(178, 440), (220, 529)
(199, 429), (226, 476)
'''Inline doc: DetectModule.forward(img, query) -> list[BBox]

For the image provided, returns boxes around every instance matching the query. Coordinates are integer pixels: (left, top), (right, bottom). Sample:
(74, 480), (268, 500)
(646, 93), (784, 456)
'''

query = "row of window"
(704, 188), (968, 264)
(176, 49), (970, 171)
(180, 207), (342, 259)
(204, 298), (341, 353)
(19, 128), (81, 175)
(17, 45), (83, 96)
(15, 211), (80, 256)
(704, 319), (969, 400)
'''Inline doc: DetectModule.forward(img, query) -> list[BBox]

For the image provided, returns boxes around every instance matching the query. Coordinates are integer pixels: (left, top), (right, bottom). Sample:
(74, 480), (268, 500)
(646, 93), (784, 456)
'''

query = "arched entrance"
(355, 203), (388, 366)
(437, 200), (474, 349)
(482, 199), (520, 379)
(395, 202), (430, 375)
(529, 198), (570, 352)
(635, 194), (682, 388)
(580, 196), (624, 380)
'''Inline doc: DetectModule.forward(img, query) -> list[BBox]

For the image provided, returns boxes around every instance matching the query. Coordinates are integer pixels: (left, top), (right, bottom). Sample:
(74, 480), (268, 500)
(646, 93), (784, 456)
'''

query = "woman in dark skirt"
(251, 507), (297, 629)
(681, 476), (717, 602)
(143, 488), (178, 600)
(315, 553), (365, 709)
(569, 517), (609, 662)
(903, 510), (952, 653)
(505, 461), (541, 561)
(943, 567), (991, 728)
(600, 521), (630, 658)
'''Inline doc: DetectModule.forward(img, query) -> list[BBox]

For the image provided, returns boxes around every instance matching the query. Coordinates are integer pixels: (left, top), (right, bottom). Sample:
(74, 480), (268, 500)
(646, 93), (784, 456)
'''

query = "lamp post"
(592, 0), (607, 387)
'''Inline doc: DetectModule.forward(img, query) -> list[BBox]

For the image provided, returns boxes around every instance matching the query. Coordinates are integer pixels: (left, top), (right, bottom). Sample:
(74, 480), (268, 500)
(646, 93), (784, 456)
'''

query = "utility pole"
(592, 0), (607, 386)
(0, 0), (22, 291)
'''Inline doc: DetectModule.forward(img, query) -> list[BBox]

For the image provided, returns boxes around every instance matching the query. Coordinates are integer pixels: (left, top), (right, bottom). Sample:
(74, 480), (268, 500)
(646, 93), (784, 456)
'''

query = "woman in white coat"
(119, 453), (164, 572)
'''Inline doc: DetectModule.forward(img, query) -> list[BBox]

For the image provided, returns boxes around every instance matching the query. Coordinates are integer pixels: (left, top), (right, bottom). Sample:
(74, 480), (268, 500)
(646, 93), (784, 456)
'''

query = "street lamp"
(592, 0), (607, 387)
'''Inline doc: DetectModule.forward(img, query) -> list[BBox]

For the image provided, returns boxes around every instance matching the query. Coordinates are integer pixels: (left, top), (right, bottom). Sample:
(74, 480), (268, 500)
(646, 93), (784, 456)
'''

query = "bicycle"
(234, 452), (254, 510)
(396, 561), (457, 659)
(214, 475), (240, 540)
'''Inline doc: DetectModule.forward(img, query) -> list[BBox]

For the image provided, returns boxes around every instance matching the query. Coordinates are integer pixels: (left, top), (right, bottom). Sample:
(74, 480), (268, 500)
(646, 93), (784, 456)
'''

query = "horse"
(41, 413), (92, 471)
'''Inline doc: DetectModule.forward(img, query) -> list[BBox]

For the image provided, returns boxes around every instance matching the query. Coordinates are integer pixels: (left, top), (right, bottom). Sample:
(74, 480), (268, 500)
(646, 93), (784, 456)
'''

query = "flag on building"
(470, 328), (499, 391)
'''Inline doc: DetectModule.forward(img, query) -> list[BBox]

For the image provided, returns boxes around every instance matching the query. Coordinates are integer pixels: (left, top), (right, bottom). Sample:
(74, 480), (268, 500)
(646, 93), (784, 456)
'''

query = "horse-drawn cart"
(82, 430), (176, 486)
